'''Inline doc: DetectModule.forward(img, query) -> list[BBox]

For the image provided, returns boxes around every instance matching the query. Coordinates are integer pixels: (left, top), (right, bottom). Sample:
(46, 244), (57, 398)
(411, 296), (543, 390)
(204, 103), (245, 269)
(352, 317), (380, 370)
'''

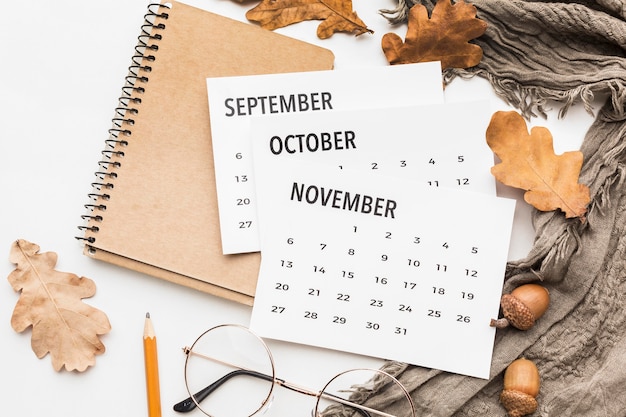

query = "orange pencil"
(144, 312), (162, 417)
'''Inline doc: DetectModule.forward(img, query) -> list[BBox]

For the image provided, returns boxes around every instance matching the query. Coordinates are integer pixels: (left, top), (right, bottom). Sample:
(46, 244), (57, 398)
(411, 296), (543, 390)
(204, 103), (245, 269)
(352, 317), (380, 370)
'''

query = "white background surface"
(0, 1), (600, 416)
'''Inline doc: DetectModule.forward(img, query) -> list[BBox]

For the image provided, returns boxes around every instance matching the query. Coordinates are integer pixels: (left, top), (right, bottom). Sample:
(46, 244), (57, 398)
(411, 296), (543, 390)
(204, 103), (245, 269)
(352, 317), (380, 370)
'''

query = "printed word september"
(224, 92), (333, 117)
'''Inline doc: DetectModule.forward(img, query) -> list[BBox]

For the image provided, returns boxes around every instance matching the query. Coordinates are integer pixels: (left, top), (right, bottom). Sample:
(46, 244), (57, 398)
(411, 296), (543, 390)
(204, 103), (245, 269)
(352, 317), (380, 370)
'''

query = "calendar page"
(247, 100), (496, 194)
(249, 158), (516, 379)
(206, 62), (444, 254)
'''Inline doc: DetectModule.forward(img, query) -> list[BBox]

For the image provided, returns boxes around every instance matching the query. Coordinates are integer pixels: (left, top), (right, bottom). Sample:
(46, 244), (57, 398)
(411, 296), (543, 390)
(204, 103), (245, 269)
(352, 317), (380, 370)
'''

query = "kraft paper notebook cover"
(76, 1), (334, 305)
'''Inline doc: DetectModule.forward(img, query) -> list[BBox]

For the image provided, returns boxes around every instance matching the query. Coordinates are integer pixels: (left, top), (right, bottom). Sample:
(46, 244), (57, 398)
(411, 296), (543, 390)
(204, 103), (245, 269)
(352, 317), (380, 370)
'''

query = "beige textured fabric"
(325, 1), (626, 416)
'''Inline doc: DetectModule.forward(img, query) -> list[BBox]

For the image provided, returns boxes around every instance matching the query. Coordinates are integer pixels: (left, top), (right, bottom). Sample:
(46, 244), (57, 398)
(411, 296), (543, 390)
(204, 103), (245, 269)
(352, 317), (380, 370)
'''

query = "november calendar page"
(249, 132), (516, 379)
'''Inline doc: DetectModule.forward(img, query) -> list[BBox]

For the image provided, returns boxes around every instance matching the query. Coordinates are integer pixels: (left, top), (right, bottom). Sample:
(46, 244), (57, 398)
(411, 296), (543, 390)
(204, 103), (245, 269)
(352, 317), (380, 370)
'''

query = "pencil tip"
(146, 312), (150, 318)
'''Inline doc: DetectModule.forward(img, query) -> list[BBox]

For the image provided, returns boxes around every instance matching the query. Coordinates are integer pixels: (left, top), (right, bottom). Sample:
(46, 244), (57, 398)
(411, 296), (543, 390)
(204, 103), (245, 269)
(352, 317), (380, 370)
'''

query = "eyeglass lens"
(181, 324), (275, 417)
(315, 368), (415, 417)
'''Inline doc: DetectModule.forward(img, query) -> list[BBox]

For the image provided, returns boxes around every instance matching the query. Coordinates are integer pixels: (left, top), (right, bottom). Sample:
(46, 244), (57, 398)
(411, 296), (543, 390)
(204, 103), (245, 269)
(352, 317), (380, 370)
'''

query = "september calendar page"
(206, 62), (444, 255)
(249, 150), (516, 379)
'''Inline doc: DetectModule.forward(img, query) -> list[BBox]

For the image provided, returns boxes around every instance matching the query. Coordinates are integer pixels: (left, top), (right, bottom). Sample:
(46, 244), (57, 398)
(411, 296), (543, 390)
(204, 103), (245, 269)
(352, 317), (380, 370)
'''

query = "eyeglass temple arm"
(172, 369), (372, 417)
(173, 369), (269, 412)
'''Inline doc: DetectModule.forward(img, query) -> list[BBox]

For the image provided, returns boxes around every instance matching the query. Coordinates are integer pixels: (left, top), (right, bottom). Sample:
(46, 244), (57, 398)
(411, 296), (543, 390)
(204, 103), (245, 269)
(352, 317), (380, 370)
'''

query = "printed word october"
(269, 130), (356, 155)
(290, 182), (397, 218)
(224, 92), (333, 117)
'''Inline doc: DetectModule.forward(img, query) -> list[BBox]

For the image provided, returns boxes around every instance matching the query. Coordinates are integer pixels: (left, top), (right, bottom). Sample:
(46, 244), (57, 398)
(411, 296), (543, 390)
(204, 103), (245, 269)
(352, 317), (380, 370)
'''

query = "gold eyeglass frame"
(174, 324), (416, 417)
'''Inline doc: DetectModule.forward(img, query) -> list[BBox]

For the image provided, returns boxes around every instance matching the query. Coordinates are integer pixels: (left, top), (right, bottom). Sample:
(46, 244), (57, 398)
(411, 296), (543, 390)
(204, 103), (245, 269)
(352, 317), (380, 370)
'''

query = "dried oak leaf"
(486, 111), (590, 219)
(381, 0), (487, 68)
(245, 0), (372, 39)
(8, 239), (112, 372)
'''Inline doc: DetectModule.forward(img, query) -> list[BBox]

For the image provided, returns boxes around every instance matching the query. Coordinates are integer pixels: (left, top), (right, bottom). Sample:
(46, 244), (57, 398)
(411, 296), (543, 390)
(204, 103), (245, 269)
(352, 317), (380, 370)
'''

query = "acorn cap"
(500, 389), (538, 417)
(501, 294), (535, 330)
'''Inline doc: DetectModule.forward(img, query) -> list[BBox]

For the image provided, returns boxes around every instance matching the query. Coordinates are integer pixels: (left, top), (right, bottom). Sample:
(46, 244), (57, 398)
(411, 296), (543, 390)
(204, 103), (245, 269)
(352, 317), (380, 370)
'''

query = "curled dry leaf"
(381, 0), (487, 68)
(7, 239), (112, 372)
(486, 111), (590, 219)
(245, 0), (372, 39)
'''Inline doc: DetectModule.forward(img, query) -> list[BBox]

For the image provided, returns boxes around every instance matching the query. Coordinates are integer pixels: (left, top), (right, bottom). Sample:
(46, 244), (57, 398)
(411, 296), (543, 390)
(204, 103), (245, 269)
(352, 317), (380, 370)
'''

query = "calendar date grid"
(263, 224), (494, 336)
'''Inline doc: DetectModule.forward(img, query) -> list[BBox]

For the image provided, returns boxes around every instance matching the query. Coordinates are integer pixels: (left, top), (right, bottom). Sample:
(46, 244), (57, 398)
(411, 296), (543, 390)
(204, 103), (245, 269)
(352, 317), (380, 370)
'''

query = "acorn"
(500, 358), (540, 417)
(490, 283), (550, 330)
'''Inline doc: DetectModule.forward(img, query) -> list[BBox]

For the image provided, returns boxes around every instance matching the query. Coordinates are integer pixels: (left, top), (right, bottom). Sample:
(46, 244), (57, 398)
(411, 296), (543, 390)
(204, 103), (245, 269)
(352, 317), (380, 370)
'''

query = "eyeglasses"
(172, 324), (415, 417)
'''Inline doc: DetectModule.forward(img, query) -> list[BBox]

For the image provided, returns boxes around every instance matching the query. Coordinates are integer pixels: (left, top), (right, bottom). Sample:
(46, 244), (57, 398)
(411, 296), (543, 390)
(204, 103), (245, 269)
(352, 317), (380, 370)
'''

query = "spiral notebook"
(76, 0), (334, 305)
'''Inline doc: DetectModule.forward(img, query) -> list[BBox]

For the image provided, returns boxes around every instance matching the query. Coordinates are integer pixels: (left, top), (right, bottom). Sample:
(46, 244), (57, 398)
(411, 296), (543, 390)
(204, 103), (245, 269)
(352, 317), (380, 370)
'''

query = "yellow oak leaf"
(486, 111), (590, 219)
(382, 0), (487, 68)
(245, 0), (372, 39)
(8, 239), (112, 371)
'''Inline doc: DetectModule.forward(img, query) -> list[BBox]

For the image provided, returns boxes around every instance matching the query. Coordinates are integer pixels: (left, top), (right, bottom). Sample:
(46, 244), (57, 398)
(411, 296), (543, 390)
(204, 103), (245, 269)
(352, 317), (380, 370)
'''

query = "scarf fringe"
(444, 69), (626, 121)
(379, 0), (423, 25)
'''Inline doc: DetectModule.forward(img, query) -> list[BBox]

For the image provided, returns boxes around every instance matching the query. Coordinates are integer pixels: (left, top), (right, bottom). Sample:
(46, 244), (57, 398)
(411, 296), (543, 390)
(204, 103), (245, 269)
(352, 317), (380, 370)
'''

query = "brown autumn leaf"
(486, 111), (590, 219)
(245, 0), (373, 39)
(8, 239), (112, 371)
(382, 0), (487, 68)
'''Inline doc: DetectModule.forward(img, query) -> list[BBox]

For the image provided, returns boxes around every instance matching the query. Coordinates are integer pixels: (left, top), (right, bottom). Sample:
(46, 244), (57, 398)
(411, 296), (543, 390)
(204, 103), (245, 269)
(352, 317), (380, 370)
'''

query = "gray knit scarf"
(326, 1), (626, 416)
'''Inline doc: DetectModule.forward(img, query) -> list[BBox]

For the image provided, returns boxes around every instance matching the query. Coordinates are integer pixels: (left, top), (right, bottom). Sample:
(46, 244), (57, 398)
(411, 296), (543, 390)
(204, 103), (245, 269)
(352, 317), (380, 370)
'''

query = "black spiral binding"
(76, 3), (170, 251)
